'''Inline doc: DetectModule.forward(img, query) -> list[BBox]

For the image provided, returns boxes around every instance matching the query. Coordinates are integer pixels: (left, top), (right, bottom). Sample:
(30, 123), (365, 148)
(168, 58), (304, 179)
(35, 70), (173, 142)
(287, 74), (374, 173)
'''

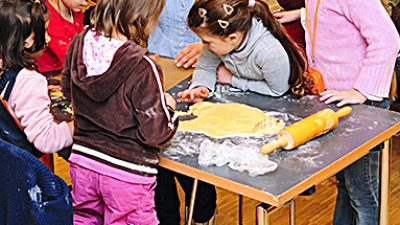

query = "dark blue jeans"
(333, 99), (389, 225)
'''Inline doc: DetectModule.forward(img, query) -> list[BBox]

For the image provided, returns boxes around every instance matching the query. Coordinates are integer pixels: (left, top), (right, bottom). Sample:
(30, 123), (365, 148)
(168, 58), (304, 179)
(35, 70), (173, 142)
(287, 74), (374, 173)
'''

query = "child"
(61, 0), (178, 224)
(178, 0), (309, 103)
(148, 1), (217, 224)
(35, 0), (86, 76)
(34, 0), (87, 122)
(0, 0), (73, 154)
(275, 1), (399, 224)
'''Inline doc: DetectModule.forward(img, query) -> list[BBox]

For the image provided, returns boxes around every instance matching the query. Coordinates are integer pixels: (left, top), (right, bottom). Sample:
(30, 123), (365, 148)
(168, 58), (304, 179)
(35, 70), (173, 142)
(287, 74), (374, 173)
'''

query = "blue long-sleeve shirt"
(147, 0), (200, 58)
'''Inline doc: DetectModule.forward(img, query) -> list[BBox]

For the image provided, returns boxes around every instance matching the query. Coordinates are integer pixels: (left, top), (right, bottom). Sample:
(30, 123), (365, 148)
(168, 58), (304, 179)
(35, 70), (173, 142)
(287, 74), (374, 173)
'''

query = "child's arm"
(189, 46), (221, 93)
(61, 34), (80, 101)
(9, 70), (73, 153)
(346, 0), (399, 97)
(274, 9), (301, 23)
(320, 0), (400, 106)
(134, 57), (178, 148)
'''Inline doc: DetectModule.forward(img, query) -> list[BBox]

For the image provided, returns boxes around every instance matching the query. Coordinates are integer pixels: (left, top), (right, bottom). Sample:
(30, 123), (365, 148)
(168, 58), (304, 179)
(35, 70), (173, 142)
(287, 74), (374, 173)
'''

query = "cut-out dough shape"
(178, 102), (284, 138)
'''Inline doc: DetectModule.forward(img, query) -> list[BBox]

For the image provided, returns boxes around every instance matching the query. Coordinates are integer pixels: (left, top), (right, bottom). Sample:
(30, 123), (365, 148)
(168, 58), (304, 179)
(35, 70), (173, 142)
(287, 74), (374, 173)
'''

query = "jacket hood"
(68, 28), (147, 102)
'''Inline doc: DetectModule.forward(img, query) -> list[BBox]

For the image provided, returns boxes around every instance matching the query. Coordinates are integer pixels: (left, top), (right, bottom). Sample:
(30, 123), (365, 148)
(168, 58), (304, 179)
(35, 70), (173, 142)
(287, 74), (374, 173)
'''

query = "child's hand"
(274, 9), (301, 24)
(164, 92), (176, 110)
(217, 65), (233, 84)
(175, 42), (202, 68)
(177, 87), (209, 103)
(319, 89), (367, 107)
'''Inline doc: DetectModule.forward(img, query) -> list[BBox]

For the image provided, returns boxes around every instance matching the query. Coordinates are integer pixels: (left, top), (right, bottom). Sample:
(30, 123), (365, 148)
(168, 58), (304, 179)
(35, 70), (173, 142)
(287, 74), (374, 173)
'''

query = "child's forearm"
(274, 9), (301, 23)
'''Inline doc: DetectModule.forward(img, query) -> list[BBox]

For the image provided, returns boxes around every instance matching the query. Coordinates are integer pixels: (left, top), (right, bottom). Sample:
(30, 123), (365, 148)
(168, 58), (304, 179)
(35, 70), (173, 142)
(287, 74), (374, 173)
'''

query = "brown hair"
(0, 0), (48, 71)
(188, 0), (310, 97)
(91, 0), (165, 45)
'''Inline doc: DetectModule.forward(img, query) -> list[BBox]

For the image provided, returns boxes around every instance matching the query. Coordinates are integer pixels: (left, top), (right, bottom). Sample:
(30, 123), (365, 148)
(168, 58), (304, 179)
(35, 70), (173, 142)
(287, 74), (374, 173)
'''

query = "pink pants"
(70, 163), (159, 225)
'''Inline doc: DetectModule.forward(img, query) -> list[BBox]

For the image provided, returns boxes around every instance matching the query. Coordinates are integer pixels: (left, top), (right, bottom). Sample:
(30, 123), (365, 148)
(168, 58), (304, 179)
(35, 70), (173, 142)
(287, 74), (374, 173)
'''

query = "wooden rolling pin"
(259, 106), (352, 155)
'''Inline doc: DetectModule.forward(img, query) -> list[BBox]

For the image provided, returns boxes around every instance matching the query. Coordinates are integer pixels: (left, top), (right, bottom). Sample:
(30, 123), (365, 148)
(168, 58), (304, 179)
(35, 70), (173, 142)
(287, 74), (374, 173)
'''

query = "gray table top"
(162, 78), (400, 205)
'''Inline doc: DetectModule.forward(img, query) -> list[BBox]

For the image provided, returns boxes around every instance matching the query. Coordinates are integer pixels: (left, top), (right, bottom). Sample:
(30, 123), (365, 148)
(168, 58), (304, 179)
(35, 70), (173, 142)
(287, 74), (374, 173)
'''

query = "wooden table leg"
(238, 194), (243, 225)
(188, 179), (199, 225)
(380, 139), (391, 225)
(256, 203), (271, 225)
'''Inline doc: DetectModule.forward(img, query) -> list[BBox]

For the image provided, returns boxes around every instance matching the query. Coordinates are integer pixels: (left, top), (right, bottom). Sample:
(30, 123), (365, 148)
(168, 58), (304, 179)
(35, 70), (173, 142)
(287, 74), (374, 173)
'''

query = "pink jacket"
(7, 69), (72, 153)
(305, 0), (400, 97)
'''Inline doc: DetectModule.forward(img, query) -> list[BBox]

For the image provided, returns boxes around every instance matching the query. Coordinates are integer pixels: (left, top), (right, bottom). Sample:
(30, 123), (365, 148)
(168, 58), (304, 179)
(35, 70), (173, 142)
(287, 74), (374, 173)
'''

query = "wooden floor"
(54, 136), (400, 225)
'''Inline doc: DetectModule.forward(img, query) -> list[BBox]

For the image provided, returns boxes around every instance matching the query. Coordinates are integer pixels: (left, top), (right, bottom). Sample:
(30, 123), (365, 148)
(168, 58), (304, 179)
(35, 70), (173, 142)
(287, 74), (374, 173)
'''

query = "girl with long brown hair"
(178, 0), (309, 102)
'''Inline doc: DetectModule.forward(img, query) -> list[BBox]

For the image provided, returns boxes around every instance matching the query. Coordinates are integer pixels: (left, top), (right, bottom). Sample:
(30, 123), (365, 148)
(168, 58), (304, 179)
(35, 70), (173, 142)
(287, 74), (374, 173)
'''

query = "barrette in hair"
(217, 19), (229, 29)
(34, 0), (41, 4)
(248, 0), (256, 7)
(223, 4), (234, 15)
(198, 8), (207, 18)
(198, 8), (208, 27)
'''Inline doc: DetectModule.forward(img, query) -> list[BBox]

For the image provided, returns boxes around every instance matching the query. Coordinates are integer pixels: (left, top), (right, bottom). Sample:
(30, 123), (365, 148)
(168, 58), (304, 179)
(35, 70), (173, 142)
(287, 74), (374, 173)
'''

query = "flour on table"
(166, 102), (287, 176)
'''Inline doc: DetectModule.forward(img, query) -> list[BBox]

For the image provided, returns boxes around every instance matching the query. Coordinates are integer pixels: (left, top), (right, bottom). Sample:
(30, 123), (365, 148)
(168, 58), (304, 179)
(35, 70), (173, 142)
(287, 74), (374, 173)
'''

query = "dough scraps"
(178, 102), (284, 138)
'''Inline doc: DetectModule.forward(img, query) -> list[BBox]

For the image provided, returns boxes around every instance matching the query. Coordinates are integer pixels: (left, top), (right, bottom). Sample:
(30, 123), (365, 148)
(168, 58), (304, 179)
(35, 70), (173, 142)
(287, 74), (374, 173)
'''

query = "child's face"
(196, 31), (242, 56)
(62, 0), (89, 12)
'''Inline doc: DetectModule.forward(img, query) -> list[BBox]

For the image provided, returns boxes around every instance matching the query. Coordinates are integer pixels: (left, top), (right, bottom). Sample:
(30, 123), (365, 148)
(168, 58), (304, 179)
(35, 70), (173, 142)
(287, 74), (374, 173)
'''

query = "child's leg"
(69, 162), (104, 225)
(155, 168), (181, 225)
(176, 173), (217, 224)
(333, 151), (380, 225)
(333, 171), (354, 224)
(101, 175), (158, 225)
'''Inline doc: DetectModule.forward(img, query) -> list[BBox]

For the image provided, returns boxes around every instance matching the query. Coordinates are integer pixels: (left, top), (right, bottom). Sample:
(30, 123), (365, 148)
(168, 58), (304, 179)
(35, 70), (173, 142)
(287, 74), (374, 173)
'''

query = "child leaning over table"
(62, 0), (178, 224)
(178, 0), (311, 103)
(274, 0), (400, 224)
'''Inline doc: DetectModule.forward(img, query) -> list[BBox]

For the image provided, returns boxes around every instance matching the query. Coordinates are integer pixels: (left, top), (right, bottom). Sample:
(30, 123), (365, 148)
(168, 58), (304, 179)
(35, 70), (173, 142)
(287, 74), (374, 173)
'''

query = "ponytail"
(252, 1), (309, 97)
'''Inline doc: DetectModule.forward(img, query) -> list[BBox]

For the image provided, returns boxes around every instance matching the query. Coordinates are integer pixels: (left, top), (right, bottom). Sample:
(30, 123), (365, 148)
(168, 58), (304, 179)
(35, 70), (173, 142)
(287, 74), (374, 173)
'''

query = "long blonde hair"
(91, 0), (165, 45)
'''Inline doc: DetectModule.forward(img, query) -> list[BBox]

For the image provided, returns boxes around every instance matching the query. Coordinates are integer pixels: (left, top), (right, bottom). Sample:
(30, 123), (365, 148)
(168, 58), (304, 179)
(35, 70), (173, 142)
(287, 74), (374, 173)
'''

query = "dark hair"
(188, 0), (311, 97)
(91, 0), (165, 45)
(0, 0), (48, 71)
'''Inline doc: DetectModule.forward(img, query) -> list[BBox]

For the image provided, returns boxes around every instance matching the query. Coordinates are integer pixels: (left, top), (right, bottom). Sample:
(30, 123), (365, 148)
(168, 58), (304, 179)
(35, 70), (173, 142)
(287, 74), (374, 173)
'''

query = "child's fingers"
(183, 55), (199, 69)
(177, 90), (191, 102)
(198, 88), (209, 98)
(177, 89), (189, 97)
(175, 49), (189, 66)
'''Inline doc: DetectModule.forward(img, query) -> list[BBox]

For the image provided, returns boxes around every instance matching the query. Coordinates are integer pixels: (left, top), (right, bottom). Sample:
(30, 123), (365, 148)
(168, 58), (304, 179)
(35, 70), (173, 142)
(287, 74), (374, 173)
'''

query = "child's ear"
(227, 32), (241, 45)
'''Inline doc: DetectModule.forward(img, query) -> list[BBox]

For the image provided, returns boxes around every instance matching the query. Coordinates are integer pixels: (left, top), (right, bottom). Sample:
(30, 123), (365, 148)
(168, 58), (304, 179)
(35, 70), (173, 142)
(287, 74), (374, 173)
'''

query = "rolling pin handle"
(259, 136), (288, 155)
(335, 106), (352, 119)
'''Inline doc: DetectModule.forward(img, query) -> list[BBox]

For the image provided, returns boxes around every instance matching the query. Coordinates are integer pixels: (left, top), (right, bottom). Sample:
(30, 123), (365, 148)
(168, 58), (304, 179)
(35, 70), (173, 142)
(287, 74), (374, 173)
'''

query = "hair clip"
(198, 8), (207, 18)
(34, 0), (41, 4)
(198, 8), (208, 27)
(222, 4), (234, 15)
(248, 0), (256, 7)
(217, 19), (229, 29)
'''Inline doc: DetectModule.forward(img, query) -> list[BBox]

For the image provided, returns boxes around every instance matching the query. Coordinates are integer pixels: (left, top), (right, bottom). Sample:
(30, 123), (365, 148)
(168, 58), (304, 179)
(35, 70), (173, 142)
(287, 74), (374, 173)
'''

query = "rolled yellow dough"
(178, 102), (284, 138)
